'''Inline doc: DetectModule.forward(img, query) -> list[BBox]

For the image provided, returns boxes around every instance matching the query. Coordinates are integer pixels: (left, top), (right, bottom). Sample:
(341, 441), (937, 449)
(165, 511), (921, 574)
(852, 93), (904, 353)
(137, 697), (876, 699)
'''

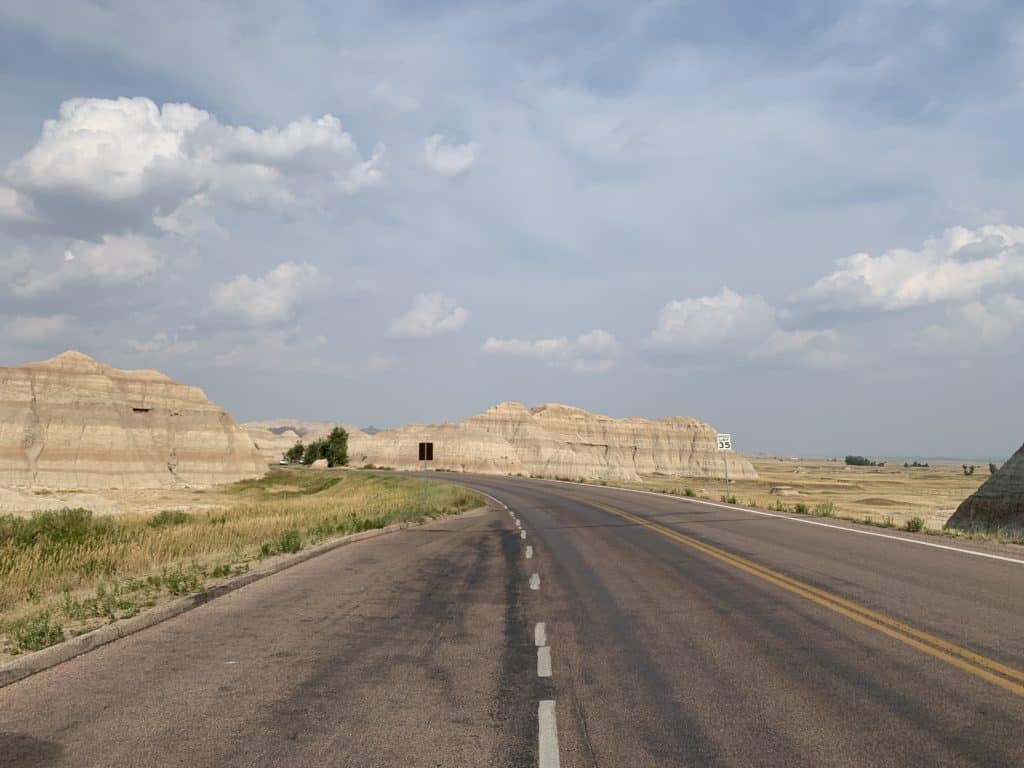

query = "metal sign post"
(716, 433), (733, 496)
(418, 442), (433, 515)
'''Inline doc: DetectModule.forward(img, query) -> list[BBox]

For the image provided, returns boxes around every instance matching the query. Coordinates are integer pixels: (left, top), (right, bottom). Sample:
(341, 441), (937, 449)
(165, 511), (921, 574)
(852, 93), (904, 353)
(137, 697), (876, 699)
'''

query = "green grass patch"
(0, 471), (481, 656)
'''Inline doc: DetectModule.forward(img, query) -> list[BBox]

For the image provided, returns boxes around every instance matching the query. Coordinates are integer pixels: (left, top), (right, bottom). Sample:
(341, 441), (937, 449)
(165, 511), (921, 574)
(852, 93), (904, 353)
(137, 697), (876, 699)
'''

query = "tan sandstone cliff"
(340, 402), (756, 481)
(946, 442), (1024, 532)
(0, 351), (267, 489)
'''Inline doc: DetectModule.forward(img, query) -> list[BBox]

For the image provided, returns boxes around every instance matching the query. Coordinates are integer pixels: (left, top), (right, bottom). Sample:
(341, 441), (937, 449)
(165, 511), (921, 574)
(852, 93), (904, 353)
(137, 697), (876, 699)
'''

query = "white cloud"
(481, 336), (570, 359)
(648, 287), (841, 366)
(2, 97), (384, 238)
(482, 329), (621, 373)
(798, 225), (1024, 311)
(3, 314), (70, 343)
(370, 81), (420, 113)
(210, 261), (321, 326)
(128, 330), (198, 356)
(11, 235), (163, 296)
(914, 293), (1024, 352)
(212, 327), (328, 368)
(388, 292), (467, 337)
(0, 186), (35, 222)
(423, 134), (479, 176)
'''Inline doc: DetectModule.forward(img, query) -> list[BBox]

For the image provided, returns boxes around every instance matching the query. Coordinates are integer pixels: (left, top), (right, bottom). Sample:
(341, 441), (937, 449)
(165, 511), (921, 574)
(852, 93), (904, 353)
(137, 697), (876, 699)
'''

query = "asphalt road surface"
(2, 474), (1022, 767)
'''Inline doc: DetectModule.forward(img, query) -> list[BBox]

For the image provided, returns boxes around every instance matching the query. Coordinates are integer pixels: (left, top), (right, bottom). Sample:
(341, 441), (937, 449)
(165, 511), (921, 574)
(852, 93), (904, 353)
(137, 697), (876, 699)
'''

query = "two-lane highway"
(1, 474), (1021, 767)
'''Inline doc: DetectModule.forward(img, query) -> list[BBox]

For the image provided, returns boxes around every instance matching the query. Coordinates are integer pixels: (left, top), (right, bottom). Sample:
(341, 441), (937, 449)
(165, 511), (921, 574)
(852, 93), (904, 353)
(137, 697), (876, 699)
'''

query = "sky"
(1, 1), (1023, 459)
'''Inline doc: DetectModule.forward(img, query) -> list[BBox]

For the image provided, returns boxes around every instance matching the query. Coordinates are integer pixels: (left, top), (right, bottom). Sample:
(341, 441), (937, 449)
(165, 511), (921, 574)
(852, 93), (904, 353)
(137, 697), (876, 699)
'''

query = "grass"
(0, 470), (481, 656)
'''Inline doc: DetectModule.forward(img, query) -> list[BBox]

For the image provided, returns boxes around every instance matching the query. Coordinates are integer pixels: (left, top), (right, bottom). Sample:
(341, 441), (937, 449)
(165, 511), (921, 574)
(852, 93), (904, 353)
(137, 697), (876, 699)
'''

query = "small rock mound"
(946, 443), (1024, 533)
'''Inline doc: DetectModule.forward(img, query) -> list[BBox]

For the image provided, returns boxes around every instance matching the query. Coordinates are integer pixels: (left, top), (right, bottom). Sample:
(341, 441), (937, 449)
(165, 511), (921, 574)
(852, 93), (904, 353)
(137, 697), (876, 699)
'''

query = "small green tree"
(323, 427), (348, 467)
(285, 441), (305, 463)
(302, 440), (324, 465)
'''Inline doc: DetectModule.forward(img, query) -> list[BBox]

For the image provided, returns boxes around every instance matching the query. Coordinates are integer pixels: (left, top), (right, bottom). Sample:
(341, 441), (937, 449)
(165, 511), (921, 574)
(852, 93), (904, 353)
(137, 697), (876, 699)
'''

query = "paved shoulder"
(0, 507), (534, 768)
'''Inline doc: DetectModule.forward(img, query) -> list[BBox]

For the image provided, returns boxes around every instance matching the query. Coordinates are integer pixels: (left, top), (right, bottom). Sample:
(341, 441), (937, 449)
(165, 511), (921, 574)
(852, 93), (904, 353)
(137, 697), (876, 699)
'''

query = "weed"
(683, 488), (695, 497)
(793, 503), (809, 515)
(7, 611), (64, 653)
(904, 517), (925, 532)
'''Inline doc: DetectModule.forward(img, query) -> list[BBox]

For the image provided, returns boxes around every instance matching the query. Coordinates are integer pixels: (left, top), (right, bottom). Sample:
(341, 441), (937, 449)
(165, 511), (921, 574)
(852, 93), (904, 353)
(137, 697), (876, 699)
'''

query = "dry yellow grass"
(618, 458), (990, 531)
(0, 470), (481, 656)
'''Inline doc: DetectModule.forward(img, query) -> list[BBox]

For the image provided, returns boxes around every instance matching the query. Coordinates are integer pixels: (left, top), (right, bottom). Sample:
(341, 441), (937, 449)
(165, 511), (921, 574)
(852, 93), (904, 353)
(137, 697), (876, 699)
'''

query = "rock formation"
(0, 351), (267, 489)
(244, 420), (363, 463)
(946, 443), (1024, 532)
(344, 401), (757, 481)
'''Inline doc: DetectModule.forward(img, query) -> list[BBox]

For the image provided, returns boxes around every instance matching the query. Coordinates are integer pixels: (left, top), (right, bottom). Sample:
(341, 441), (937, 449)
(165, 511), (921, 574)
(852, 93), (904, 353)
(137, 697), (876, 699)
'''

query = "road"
(1, 474), (1022, 767)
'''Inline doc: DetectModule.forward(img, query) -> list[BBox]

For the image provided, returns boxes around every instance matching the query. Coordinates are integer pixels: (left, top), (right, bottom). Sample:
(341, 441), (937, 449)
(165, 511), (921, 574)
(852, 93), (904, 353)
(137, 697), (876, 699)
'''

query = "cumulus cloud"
(648, 288), (841, 367)
(482, 329), (621, 373)
(210, 261), (321, 326)
(2, 314), (70, 344)
(423, 134), (479, 176)
(11, 235), (163, 296)
(797, 225), (1024, 312)
(1, 97), (384, 238)
(388, 292), (468, 338)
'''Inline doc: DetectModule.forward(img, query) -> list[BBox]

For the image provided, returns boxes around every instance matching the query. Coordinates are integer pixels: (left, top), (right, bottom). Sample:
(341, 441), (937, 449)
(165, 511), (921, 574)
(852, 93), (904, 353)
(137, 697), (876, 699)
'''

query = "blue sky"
(1, 1), (1023, 458)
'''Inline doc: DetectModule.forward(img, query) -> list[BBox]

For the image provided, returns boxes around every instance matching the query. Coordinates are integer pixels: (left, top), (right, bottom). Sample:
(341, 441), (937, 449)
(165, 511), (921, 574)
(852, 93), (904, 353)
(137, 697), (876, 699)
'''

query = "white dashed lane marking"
(530, 573), (540, 590)
(537, 646), (552, 677)
(534, 622), (546, 646)
(526, 545), (534, 559)
(538, 700), (561, 768)
(521, 530), (527, 539)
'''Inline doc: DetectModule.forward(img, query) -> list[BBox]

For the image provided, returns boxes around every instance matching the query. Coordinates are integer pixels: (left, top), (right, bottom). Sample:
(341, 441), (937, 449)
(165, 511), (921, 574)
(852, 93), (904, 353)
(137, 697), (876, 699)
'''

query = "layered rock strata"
(344, 401), (757, 481)
(946, 443), (1024, 532)
(0, 351), (266, 489)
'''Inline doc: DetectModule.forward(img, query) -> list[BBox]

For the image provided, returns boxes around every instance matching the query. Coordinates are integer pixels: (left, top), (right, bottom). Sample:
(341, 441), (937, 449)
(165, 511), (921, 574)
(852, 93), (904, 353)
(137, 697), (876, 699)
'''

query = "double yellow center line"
(558, 492), (1024, 697)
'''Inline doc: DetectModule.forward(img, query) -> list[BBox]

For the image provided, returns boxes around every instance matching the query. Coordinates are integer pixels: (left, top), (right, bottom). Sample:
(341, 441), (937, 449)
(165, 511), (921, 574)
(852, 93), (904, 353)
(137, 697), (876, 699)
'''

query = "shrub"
(147, 510), (191, 528)
(845, 455), (880, 467)
(962, 464), (976, 476)
(905, 517), (925, 532)
(989, 462), (999, 475)
(285, 441), (305, 463)
(683, 488), (695, 497)
(813, 501), (835, 518)
(793, 503), (809, 515)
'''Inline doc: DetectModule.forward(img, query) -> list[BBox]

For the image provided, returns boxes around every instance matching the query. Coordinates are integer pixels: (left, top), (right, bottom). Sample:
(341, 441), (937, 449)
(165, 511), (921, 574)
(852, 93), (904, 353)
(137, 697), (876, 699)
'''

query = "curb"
(0, 506), (489, 689)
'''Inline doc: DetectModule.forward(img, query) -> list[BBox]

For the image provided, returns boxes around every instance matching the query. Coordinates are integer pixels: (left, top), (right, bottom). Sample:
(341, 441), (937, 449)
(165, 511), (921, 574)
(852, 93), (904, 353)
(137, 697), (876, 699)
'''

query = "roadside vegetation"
(285, 427), (348, 467)
(0, 470), (480, 656)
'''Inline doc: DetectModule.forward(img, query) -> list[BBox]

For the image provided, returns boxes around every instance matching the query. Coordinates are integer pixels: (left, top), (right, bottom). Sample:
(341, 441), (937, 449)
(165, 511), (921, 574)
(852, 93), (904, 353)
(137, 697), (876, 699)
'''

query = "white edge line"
(538, 478), (1024, 566)
(537, 645), (552, 677)
(539, 700), (560, 768)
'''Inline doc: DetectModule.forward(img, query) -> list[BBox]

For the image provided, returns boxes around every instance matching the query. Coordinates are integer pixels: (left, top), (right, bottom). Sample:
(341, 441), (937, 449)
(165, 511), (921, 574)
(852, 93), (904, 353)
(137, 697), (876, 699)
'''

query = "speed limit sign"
(716, 433), (732, 451)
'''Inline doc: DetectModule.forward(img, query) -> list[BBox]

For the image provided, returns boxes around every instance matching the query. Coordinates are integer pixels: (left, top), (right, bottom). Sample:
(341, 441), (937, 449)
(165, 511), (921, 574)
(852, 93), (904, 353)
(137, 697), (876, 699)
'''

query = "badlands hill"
(244, 419), (363, 463)
(0, 351), (266, 489)
(946, 442), (1024, 532)
(332, 401), (756, 481)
